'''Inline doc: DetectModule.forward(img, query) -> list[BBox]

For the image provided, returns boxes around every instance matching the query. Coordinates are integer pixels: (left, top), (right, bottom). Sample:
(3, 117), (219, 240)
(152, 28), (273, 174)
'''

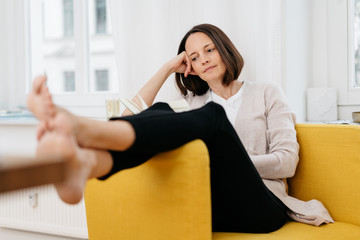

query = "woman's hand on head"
(167, 51), (195, 77)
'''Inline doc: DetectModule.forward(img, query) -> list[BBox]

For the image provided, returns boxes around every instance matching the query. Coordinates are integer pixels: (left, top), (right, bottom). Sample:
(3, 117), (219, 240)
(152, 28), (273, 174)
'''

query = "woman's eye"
(192, 57), (197, 62)
(208, 48), (215, 52)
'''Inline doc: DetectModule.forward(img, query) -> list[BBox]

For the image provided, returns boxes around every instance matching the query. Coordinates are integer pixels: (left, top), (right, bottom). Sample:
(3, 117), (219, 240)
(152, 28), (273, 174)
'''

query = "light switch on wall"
(28, 192), (38, 208)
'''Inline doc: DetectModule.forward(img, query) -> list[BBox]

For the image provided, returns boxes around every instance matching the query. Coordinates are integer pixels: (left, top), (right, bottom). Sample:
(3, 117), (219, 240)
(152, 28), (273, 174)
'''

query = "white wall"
(110, 0), (284, 104)
(0, 0), (28, 110)
(0, 1), (9, 109)
(310, 0), (329, 88)
(282, 0), (310, 123)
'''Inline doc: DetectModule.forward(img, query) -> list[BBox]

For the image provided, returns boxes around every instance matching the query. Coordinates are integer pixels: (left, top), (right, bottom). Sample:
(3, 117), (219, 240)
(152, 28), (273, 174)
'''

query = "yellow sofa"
(85, 124), (360, 239)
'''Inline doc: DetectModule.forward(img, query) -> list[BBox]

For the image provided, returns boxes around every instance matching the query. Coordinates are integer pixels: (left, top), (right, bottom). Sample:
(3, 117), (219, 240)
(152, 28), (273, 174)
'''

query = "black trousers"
(100, 102), (288, 233)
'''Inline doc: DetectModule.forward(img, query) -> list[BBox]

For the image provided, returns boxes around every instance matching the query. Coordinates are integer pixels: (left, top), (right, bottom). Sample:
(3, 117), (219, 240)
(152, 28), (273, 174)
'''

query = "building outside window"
(95, 0), (107, 34)
(63, 71), (75, 92)
(63, 0), (74, 37)
(95, 69), (109, 91)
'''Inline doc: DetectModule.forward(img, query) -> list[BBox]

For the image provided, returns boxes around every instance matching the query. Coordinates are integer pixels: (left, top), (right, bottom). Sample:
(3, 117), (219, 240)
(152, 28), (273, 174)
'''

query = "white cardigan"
(184, 80), (334, 226)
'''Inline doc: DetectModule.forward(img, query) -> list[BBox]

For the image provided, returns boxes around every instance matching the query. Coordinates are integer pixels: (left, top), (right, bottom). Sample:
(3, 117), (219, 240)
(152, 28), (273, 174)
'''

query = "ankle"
(72, 115), (87, 147)
(80, 148), (99, 179)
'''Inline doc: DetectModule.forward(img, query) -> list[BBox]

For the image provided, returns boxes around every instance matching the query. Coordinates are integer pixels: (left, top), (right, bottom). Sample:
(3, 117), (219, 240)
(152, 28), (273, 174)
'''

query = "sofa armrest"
(289, 124), (360, 226)
(84, 139), (212, 240)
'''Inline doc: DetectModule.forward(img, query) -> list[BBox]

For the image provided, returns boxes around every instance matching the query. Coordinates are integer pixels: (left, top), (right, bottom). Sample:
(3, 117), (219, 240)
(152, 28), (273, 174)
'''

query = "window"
(63, 71), (75, 92)
(311, 0), (360, 114)
(350, 0), (360, 89)
(334, 0), (360, 107)
(27, 0), (119, 117)
(95, 0), (107, 34)
(95, 69), (109, 91)
(63, 0), (74, 37)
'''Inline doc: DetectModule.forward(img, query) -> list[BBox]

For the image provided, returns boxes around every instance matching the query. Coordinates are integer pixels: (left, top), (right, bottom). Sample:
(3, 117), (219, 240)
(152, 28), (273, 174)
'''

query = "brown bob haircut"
(176, 24), (244, 97)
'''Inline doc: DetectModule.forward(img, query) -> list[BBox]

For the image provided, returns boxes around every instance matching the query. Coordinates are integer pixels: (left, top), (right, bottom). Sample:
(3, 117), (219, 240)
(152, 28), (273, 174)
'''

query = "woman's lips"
(204, 66), (216, 73)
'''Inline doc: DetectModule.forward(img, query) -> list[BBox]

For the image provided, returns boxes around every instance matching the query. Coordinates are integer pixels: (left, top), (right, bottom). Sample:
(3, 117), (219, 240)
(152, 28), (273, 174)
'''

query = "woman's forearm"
(138, 62), (174, 106)
(122, 52), (191, 116)
(122, 62), (174, 116)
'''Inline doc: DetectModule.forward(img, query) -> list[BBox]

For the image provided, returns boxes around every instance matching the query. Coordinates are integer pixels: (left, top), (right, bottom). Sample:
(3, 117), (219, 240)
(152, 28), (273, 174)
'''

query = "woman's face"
(185, 32), (226, 83)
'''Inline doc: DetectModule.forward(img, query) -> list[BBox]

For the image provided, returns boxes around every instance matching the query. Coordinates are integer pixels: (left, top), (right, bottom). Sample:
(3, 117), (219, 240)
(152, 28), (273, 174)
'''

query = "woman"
(28, 24), (333, 233)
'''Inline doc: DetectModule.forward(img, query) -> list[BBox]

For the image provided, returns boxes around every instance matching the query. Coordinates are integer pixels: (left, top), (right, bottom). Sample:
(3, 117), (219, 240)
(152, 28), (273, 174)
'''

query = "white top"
(205, 87), (243, 125)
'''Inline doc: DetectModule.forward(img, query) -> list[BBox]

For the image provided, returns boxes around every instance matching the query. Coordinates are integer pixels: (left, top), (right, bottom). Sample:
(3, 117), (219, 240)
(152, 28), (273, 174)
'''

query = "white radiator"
(0, 184), (88, 239)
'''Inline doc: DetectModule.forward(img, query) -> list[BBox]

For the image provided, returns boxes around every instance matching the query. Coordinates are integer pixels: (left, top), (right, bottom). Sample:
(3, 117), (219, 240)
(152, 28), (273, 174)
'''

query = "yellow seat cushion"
(213, 221), (360, 240)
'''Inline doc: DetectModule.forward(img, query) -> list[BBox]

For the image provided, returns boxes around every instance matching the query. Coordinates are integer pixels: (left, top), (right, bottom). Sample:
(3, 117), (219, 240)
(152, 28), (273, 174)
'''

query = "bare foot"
(36, 108), (80, 143)
(36, 113), (96, 204)
(27, 76), (56, 121)
(28, 76), (89, 153)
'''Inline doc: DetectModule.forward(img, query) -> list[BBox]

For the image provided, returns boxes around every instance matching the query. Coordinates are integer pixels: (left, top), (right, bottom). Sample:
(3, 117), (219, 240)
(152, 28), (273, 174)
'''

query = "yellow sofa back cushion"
(85, 140), (212, 240)
(290, 124), (360, 226)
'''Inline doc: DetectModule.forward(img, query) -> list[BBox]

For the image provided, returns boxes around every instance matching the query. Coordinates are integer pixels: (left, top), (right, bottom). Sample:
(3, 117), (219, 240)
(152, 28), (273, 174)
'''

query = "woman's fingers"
(168, 51), (193, 76)
(183, 52), (192, 77)
(178, 51), (193, 77)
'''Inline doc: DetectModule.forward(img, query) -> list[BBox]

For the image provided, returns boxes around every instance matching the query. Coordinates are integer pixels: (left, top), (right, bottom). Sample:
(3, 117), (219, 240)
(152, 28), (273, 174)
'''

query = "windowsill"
(0, 113), (106, 126)
(0, 116), (38, 126)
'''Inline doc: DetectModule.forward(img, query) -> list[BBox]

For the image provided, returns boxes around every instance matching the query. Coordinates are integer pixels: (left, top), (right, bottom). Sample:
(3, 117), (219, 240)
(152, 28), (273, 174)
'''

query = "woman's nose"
(201, 56), (209, 64)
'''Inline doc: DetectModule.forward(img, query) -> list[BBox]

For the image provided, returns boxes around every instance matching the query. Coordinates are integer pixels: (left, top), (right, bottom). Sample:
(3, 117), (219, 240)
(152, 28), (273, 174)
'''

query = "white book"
(167, 99), (192, 112)
(119, 95), (191, 114)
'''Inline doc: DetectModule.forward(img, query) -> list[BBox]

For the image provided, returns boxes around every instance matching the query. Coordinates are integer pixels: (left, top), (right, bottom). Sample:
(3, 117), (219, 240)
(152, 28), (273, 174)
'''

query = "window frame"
(325, 0), (360, 108)
(23, 0), (120, 118)
(346, 0), (360, 103)
(348, 0), (357, 91)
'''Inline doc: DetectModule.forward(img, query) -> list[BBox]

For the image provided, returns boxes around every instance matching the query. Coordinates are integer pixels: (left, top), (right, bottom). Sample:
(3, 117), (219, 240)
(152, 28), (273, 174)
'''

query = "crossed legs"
(28, 76), (287, 232)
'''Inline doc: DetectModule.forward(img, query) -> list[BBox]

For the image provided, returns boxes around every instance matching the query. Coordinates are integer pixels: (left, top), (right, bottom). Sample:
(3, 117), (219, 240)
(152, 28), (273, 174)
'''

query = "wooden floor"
(0, 227), (84, 240)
